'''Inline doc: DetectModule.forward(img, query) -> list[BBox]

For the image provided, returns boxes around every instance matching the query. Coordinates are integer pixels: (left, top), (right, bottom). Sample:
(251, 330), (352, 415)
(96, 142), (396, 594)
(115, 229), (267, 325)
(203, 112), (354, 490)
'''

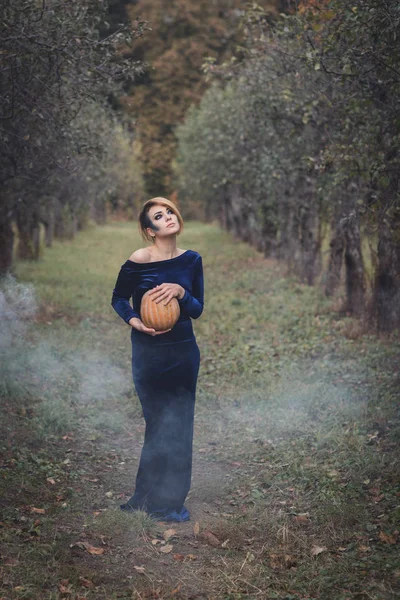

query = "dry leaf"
(74, 541), (105, 555)
(59, 579), (72, 594)
(295, 515), (310, 525)
(151, 539), (161, 545)
(159, 544), (173, 554)
(170, 584), (181, 596)
(133, 566), (146, 574)
(31, 507), (46, 514)
(327, 469), (340, 478)
(79, 577), (94, 589)
(311, 545), (327, 557)
(163, 528), (177, 541)
(379, 531), (398, 545)
(268, 553), (295, 570)
(358, 545), (371, 552)
(173, 553), (185, 561)
(201, 531), (220, 547)
(186, 554), (197, 560)
(193, 522), (200, 537)
(46, 477), (56, 485)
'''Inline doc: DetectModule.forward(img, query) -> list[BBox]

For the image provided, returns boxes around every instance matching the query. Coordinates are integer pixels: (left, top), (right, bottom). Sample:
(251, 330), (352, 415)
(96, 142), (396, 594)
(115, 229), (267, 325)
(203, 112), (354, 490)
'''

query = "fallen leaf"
(151, 539), (161, 545)
(159, 544), (173, 554)
(269, 553), (296, 569)
(46, 477), (56, 485)
(173, 553), (185, 561)
(73, 541), (105, 555)
(170, 584), (181, 596)
(193, 522), (200, 537)
(295, 514), (310, 525)
(201, 531), (220, 547)
(311, 545), (327, 557)
(133, 565), (146, 574)
(163, 528), (177, 541)
(59, 579), (72, 594)
(379, 531), (398, 545)
(30, 507), (46, 514)
(105, 491), (113, 498)
(337, 547), (348, 552)
(186, 554), (197, 560)
(358, 545), (371, 552)
(327, 469), (340, 478)
(79, 577), (94, 588)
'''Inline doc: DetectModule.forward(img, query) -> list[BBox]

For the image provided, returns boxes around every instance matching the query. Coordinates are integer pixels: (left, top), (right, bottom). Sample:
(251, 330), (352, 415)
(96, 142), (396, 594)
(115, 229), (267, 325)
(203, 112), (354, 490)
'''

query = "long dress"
(111, 250), (204, 522)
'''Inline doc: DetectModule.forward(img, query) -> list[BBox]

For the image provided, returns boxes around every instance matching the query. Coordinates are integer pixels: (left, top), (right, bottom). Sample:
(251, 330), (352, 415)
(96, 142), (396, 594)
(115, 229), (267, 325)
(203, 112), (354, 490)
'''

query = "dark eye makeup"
(154, 208), (174, 220)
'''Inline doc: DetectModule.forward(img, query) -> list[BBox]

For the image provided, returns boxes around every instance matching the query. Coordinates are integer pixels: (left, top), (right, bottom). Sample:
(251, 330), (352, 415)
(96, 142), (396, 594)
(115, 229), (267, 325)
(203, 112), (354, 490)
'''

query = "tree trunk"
(373, 218), (400, 331)
(44, 213), (54, 247)
(344, 208), (365, 315)
(16, 201), (40, 260)
(0, 216), (14, 275)
(41, 200), (55, 247)
(325, 204), (345, 297)
(298, 176), (321, 285)
(54, 199), (65, 239)
(277, 184), (301, 265)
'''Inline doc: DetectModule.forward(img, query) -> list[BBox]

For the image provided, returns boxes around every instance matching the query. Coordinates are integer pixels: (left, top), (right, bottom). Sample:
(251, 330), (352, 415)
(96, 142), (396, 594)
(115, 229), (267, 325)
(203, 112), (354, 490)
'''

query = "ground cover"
(1, 221), (399, 600)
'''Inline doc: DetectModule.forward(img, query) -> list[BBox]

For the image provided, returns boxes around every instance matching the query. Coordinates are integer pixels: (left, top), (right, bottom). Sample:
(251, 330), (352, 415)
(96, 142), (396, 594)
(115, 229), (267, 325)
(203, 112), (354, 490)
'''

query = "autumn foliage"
(124, 0), (282, 196)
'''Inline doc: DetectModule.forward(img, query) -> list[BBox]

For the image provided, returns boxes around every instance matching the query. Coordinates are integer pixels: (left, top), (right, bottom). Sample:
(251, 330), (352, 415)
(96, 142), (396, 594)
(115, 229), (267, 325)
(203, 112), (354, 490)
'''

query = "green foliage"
(176, 0), (400, 326)
(0, 0), (146, 270)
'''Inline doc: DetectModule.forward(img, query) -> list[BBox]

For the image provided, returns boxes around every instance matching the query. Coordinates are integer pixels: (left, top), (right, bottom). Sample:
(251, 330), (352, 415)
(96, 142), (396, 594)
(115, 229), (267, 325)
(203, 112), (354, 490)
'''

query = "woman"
(111, 197), (204, 522)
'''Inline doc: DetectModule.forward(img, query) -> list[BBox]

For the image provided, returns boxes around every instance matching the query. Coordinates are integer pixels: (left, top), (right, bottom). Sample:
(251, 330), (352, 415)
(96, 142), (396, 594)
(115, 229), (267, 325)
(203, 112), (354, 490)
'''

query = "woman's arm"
(111, 263), (171, 335)
(178, 255), (204, 319)
(111, 264), (140, 324)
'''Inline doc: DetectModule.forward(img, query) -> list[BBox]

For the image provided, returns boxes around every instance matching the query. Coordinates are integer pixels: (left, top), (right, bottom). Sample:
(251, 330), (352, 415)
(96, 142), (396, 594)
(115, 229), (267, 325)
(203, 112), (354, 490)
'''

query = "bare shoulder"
(129, 248), (152, 263)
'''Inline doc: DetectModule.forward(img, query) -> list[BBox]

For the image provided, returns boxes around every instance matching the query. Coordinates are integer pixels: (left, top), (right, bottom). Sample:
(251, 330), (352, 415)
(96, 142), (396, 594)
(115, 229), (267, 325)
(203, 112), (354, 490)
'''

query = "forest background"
(1, 0), (399, 329)
(1, 2), (400, 598)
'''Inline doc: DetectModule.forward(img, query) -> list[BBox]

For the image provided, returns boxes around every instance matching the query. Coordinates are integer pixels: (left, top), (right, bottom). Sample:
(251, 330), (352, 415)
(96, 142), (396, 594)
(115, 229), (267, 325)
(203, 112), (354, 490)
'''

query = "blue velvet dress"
(111, 250), (204, 521)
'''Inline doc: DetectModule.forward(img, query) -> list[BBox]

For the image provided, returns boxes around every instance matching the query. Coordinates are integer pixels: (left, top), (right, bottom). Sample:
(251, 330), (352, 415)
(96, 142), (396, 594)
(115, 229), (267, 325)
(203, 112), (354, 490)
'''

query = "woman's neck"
(150, 239), (179, 261)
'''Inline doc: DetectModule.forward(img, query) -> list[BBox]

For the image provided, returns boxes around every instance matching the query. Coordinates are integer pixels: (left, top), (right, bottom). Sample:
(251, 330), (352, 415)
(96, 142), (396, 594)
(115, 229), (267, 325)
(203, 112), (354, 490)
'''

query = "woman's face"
(147, 204), (180, 238)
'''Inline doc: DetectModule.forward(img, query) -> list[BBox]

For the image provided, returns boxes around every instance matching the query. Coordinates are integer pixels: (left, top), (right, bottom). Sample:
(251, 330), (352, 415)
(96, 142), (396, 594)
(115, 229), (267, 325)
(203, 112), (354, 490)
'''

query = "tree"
(0, 0), (146, 273)
(176, 0), (400, 329)
(124, 0), (283, 196)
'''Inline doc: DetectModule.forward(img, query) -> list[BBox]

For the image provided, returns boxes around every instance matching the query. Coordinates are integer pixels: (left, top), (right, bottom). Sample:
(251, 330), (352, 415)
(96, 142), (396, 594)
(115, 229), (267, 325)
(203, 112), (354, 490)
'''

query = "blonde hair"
(138, 197), (184, 243)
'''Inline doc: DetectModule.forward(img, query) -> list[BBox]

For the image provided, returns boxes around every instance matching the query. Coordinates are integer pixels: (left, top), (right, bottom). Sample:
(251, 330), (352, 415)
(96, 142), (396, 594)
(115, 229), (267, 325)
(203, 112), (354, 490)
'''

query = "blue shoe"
(154, 506), (190, 522)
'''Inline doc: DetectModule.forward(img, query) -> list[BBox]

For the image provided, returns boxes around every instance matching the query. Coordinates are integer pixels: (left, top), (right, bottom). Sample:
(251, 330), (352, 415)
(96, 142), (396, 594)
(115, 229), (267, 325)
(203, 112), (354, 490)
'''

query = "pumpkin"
(140, 289), (180, 331)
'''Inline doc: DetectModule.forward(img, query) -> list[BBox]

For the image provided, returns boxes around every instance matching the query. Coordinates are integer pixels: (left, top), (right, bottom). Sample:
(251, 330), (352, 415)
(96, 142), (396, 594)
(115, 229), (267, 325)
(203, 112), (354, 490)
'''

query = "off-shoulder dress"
(111, 250), (204, 522)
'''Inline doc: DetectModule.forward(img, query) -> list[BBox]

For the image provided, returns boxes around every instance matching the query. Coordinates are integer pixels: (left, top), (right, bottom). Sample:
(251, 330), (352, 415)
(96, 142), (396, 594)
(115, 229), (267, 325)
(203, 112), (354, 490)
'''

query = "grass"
(0, 220), (399, 599)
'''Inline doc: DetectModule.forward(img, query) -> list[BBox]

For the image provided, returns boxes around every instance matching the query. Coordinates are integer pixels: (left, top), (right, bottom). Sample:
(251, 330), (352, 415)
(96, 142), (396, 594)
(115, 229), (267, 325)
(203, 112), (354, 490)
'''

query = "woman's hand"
(147, 283), (185, 305)
(128, 317), (171, 336)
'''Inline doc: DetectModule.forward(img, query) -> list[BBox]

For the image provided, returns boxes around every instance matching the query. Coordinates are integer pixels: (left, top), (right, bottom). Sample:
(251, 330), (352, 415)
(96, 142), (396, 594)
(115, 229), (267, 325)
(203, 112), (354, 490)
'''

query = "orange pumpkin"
(140, 289), (180, 331)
